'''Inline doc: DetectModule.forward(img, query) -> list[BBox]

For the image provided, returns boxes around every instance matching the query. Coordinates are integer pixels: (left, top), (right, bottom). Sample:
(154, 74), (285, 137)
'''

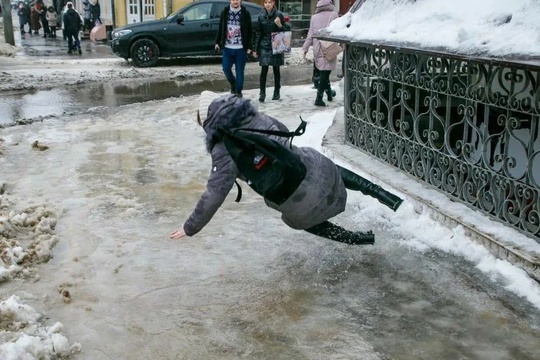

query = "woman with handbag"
(252, 0), (290, 102)
(302, 0), (339, 107)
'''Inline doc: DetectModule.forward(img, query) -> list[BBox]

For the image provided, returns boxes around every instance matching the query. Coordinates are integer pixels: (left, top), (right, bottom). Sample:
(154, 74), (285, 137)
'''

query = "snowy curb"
(322, 107), (540, 283)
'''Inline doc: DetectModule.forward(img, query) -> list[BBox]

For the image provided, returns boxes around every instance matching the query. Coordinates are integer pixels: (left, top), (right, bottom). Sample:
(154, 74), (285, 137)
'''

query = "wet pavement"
(0, 27), (326, 125)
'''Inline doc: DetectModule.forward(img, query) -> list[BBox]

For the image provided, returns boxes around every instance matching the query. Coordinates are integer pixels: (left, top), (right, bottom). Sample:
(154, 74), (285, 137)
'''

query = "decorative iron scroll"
(344, 44), (540, 240)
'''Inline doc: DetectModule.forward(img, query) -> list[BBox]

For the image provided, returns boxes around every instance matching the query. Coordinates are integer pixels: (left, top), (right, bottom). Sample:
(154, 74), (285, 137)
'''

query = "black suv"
(111, 0), (264, 67)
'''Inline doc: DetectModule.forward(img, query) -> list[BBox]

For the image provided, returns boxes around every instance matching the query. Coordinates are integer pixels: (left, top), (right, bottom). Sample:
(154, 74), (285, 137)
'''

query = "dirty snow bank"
(0, 295), (82, 359)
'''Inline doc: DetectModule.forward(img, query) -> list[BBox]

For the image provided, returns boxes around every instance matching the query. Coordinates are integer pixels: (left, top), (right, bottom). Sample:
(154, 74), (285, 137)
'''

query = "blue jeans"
(222, 47), (247, 93)
(66, 31), (80, 52)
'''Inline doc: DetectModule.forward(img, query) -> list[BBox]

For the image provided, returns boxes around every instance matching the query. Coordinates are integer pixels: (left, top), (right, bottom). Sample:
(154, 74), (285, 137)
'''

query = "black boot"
(272, 88), (280, 100)
(230, 81), (236, 94)
(338, 165), (404, 211)
(315, 91), (326, 107)
(326, 89), (336, 102)
(305, 221), (375, 245)
(259, 75), (266, 102)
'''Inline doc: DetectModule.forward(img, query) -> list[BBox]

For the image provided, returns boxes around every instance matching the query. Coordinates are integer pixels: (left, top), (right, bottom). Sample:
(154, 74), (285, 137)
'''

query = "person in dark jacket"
(169, 94), (402, 244)
(17, 2), (30, 35)
(63, 1), (82, 54)
(252, 0), (290, 102)
(214, 0), (253, 98)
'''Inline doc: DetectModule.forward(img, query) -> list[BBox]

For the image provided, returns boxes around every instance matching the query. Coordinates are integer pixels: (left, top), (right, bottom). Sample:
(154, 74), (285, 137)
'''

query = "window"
(182, 3), (212, 21)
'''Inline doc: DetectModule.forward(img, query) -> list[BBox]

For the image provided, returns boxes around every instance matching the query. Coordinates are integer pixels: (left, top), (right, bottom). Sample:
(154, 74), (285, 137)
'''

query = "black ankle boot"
(315, 92), (326, 107)
(338, 165), (404, 211)
(230, 82), (236, 94)
(305, 221), (375, 245)
(326, 89), (336, 102)
(259, 90), (266, 102)
(272, 88), (280, 100)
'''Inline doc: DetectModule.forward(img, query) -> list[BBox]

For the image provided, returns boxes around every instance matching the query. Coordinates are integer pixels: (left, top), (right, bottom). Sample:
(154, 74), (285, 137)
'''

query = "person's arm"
(214, 9), (225, 51)
(252, 16), (262, 57)
(243, 9), (252, 52)
(171, 144), (238, 238)
(302, 17), (316, 58)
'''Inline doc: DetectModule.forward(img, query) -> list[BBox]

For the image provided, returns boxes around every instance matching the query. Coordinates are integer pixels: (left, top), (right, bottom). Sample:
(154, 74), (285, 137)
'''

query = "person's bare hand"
(170, 227), (186, 239)
(274, 17), (282, 27)
(214, 44), (220, 52)
(252, 52), (258, 58)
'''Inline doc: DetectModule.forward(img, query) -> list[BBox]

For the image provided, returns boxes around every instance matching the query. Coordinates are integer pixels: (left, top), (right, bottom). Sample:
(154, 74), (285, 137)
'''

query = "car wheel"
(130, 39), (159, 67)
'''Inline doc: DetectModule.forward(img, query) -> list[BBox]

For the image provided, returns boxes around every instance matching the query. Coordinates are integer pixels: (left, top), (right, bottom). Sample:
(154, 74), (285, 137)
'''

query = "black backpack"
(217, 119), (307, 205)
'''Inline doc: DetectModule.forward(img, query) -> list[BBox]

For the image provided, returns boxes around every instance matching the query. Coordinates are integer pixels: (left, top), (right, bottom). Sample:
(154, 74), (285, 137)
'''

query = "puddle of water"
(0, 65), (319, 125)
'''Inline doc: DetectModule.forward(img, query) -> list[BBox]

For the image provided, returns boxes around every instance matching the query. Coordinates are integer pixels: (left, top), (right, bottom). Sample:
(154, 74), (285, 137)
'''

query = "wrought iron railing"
(343, 42), (540, 240)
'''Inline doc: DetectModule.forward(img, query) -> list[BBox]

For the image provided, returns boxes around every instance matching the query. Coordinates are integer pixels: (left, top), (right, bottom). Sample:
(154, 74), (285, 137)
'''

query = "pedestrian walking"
(30, 4), (42, 35)
(252, 0), (290, 102)
(46, 6), (58, 38)
(37, 0), (51, 38)
(17, 2), (31, 35)
(302, 0), (340, 107)
(214, 0), (253, 98)
(63, 2), (82, 54)
(82, 0), (91, 32)
(170, 94), (403, 244)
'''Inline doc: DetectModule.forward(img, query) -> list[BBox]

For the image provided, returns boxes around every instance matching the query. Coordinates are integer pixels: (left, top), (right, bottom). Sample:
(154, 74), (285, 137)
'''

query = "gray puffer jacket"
(183, 95), (347, 235)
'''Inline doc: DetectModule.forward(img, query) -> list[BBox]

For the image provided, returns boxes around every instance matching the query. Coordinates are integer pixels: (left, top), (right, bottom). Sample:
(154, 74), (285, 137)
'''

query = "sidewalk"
(2, 10), (113, 59)
(324, 107), (540, 282)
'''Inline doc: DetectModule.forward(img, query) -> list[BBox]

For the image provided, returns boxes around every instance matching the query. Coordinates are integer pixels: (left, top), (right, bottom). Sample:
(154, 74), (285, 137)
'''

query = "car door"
(166, 2), (216, 55)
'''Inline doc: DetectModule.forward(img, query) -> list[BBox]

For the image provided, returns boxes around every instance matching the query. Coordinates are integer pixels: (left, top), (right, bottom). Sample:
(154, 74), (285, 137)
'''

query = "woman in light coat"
(302, 0), (339, 106)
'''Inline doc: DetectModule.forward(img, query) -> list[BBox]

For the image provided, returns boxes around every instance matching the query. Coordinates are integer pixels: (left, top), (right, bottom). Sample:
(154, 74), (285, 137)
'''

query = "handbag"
(319, 40), (342, 61)
(271, 31), (292, 54)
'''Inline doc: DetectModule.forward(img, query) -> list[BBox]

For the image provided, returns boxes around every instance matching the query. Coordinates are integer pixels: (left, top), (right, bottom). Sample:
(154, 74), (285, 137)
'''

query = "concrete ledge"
(322, 108), (540, 283)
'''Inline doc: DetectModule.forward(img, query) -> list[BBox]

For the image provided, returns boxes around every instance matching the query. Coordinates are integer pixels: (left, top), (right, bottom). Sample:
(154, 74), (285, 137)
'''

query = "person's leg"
(221, 48), (236, 93)
(337, 165), (403, 211)
(312, 65), (320, 89)
(66, 32), (73, 53)
(259, 65), (268, 102)
(75, 34), (81, 54)
(315, 70), (330, 106)
(234, 48), (247, 96)
(305, 221), (374, 245)
(272, 65), (281, 100)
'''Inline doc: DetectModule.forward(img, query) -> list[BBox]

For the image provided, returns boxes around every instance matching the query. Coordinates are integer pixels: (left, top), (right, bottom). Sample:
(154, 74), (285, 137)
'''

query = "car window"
(244, 4), (263, 17)
(182, 3), (213, 21)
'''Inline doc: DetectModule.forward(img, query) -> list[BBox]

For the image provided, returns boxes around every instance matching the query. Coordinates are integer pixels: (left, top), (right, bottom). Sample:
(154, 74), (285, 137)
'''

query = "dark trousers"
(66, 30), (80, 51)
(260, 65), (281, 92)
(222, 47), (247, 93)
(19, 17), (28, 32)
(317, 70), (331, 95)
(41, 17), (50, 35)
(312, 65), (320, 88)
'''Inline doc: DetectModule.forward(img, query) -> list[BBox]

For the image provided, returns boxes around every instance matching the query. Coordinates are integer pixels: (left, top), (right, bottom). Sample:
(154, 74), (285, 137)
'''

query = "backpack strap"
(238, 118), (306, 148)
(234, 180), (242, 203)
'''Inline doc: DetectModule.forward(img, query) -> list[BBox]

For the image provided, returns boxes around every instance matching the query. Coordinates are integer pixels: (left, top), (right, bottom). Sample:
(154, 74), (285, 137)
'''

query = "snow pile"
(0, 295), (82, 359)
(0, 191), (59, 283)
(329, 0), (540, 58)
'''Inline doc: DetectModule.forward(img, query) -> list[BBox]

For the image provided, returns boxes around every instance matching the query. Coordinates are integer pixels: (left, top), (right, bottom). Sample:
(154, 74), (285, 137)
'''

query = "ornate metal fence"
(343, 42), (540, 240)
